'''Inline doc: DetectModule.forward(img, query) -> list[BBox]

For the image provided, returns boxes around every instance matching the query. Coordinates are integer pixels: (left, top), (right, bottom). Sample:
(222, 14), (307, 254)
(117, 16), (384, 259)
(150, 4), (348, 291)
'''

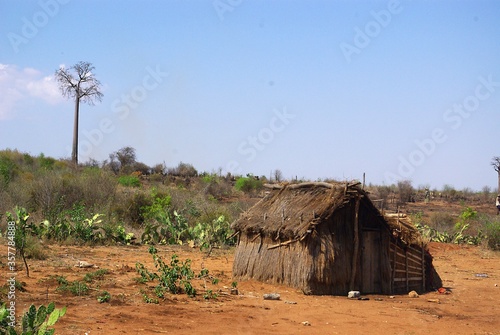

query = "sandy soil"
(2, 240), (499, 335)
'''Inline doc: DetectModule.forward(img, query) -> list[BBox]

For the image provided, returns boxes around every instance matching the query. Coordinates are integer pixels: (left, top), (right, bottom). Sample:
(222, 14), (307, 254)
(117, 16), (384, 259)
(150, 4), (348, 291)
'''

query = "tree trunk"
(72, 94), (80, 166)
(497, 170), (500, 194)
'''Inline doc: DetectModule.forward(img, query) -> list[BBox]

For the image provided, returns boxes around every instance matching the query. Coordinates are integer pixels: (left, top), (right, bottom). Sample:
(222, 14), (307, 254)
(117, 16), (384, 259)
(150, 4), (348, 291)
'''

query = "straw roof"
(233, 182), (369, 239)
(232, 181), (422, 245)
(384, 213), (423, 245)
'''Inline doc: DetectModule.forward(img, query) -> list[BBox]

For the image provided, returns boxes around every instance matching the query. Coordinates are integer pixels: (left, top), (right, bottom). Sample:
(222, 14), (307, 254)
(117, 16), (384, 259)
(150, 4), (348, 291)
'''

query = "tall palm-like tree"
(55, 61), (103, 166)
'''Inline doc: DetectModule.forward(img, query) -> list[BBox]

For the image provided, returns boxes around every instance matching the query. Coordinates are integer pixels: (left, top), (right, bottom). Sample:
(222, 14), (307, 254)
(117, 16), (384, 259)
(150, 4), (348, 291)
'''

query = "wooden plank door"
(361, 231), (382, 293)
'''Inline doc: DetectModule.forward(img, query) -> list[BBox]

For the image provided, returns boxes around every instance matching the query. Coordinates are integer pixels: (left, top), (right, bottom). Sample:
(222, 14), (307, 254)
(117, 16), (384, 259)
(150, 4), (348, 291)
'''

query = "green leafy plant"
(0, 302), (66, 335)
(6, 207), (31, 277)
(190, 215), (235, 253)
(140, 191), (191, 245)
(102, 224), (134, 245)
(203, 289), (218, 300)
(415, 222), (484, 245)
(135, 246), (204, 299)
(140, 289), (159, 304)
(97, 291), (111, 303)
(454, 207), (477, 231)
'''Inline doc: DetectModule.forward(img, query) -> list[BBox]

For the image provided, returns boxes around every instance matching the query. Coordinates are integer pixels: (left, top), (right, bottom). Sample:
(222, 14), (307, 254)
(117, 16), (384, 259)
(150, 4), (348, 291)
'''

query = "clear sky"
(1, 0), (499, 191)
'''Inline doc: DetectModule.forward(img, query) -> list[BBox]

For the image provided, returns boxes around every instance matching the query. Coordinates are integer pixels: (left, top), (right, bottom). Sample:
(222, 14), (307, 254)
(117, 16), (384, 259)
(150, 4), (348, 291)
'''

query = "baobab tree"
(492, 156), (500, 193)
(55, 61), (103, 166)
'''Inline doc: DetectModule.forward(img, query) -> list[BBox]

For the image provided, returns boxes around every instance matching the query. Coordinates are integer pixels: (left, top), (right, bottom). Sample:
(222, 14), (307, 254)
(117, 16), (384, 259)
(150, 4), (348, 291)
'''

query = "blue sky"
(1, 0), (499, 191)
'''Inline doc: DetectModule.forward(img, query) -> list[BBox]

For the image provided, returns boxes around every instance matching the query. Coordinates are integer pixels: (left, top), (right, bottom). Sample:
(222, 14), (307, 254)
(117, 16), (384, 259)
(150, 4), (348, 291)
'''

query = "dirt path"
(3, 242), (499, 335)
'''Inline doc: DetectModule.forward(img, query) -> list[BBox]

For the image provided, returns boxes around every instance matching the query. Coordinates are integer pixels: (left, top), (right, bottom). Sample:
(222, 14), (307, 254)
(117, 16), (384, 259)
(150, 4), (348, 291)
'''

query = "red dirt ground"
(2, 240), (499, 335)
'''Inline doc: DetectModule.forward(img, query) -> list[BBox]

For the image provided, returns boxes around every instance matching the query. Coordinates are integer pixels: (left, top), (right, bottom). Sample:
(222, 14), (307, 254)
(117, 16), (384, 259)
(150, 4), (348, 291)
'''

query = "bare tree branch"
(492, 156), (500, 172)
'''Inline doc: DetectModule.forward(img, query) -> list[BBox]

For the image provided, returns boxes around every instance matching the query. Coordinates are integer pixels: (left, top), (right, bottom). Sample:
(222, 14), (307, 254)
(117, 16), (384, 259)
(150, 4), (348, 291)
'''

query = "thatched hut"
(231, 182), (439, 295)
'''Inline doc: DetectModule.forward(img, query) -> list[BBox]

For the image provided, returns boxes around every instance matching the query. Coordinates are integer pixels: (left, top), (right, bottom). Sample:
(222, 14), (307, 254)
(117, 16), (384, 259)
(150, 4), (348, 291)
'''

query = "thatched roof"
(232, 182), (422, 245)
(232, 182), (368, 240)
(384, 213), (423, 245)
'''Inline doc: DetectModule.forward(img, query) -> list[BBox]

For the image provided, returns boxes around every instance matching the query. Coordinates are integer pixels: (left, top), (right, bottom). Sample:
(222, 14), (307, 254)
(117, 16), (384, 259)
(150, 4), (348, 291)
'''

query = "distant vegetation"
(0, 147), (499, 253)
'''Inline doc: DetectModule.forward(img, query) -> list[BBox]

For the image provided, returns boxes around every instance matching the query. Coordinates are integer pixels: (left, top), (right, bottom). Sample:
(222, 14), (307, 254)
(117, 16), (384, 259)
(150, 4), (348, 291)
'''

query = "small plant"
(0, 302), (66, 335)
(203, 289), (218, 300)
(57, 280), (89, 296)
(55, 269), (109, 297)
(140, 289), (159, 304)
(83, 269), (109, 283)
(97, 291), (111, 303)
(6, 207), (31, 277)
(135, 246), (210, 300)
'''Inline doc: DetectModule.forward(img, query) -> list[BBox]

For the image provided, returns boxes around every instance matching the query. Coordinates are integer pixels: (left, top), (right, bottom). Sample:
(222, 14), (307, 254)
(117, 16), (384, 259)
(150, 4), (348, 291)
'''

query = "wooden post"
(349, 196), (361, 291)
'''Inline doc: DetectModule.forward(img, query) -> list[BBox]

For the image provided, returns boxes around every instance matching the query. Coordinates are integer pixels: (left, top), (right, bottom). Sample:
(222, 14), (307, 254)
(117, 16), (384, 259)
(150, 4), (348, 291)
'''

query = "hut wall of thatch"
(233, 205), (355, 295)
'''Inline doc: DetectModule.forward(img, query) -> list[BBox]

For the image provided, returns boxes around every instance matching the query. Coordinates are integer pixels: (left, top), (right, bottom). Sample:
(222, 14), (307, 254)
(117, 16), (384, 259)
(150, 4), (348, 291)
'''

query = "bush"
(234, 177), (263, 193)
(484, 218), (500, 250)
(429, 212), (455, 232)
(397, 180), (414, 203)
(190, 214), (235, 251)
(118, 175), (141, 187)
(0, 154), (17, 189)
(167, 162), (197, 178)
(113, 191), (152, 225)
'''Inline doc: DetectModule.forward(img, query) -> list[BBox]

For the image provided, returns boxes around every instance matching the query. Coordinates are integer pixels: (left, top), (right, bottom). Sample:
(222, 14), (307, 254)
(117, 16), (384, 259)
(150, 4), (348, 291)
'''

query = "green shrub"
(190, 215), (235, 251)
(0, 154), (17, 189)
(118, 175), (141, 187)
(454, 207), (477, 231)
(114, 191), (152, 225)
(484, 218), (500, 250)
(234, 177), (262, 193)
(37, 153), (56, 170)
(135, 246), (199, 298)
